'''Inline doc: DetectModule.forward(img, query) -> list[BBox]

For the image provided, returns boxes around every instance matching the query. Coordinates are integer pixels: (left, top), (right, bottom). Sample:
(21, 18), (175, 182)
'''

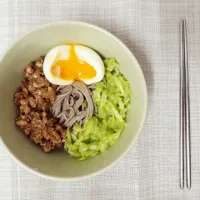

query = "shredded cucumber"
(64, 58), (131, 160)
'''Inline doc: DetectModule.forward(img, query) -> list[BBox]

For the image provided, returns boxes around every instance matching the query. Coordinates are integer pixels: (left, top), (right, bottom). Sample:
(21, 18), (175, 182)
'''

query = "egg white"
(43, 45), (73, 85)
(74, 45), (105, 85)
(43, 44), (105, 86)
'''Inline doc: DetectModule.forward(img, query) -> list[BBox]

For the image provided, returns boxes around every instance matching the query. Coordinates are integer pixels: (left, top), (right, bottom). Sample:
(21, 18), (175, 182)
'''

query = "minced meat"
(14, 57), (66, 152)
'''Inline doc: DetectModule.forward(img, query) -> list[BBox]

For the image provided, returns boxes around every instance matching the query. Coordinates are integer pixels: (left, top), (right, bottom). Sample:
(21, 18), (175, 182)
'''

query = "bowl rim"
(0, 21), (148, 181)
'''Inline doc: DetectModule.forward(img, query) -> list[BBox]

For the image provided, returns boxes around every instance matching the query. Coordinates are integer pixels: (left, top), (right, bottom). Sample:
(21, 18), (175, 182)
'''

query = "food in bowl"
(14, 57), (66, 152)
(14, 44), (131, 160)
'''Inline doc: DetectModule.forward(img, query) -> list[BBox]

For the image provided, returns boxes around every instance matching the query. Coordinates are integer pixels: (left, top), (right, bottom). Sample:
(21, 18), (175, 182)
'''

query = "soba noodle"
(51, 81), (95, 128)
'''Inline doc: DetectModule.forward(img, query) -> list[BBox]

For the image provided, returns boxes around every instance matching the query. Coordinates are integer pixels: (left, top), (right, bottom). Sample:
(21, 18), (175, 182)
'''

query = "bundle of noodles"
(51, 81), (95, 129)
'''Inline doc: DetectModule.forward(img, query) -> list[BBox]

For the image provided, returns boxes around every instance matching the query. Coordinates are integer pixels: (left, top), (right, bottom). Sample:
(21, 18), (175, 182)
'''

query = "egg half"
(43, 44), (105, 85)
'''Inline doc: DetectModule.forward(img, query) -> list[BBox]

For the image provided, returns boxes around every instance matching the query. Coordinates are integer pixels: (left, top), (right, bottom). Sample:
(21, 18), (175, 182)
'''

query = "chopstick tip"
(179, 18), (187, 23)
(180, 182), (184, 189)
(187, 183), (191, 189)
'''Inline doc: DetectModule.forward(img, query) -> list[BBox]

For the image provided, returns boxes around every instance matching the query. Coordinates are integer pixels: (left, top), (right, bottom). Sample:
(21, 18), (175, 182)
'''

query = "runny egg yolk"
(51, 45), (96, 81)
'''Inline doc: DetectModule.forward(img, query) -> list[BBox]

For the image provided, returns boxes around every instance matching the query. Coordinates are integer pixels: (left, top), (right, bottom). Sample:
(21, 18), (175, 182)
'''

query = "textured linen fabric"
(1, 0), (200, 199)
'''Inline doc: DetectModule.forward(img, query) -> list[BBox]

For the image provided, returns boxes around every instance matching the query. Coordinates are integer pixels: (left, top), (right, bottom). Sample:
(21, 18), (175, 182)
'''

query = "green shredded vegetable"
(64, 58), (131, 160)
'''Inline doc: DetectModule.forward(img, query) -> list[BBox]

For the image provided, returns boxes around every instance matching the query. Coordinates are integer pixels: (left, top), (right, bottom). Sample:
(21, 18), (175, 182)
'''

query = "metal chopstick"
(179, 18), (191, 189)
(179, 19), (185, 189)
(183, 19), (191, 189)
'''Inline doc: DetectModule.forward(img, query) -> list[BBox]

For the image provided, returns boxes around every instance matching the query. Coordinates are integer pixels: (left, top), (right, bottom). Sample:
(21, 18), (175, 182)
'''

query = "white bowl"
(0, 21), (147, 180)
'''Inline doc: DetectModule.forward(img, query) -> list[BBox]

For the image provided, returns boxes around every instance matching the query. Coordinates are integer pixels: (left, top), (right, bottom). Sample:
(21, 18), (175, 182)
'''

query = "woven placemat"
(1, 0), (200, 199)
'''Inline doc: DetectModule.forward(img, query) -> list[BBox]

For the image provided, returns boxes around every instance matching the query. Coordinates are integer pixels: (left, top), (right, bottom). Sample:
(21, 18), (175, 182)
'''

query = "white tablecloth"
(1, 0), (200, 199)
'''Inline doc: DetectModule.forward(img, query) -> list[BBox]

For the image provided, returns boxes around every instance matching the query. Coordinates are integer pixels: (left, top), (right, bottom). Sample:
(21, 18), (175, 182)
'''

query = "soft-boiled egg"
(43, 44), (105, 85)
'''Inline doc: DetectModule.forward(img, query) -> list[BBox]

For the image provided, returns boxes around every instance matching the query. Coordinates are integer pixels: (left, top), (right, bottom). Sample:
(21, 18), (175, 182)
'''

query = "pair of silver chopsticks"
(179, 19), (191, 189)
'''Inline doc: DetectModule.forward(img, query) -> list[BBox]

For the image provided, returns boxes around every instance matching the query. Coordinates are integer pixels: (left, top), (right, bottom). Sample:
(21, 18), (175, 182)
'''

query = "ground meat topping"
(14, 57), (66, 152)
